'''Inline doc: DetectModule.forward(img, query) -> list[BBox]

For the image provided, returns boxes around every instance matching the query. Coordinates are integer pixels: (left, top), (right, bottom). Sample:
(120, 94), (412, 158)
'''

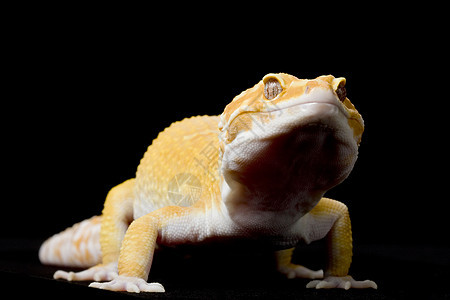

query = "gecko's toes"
(307, 275), (378, 289)
(53, 262), (118, 282)
(278, 264), (324, 279)
(54, 270), (73, 281)
(89, 276), (165, 293)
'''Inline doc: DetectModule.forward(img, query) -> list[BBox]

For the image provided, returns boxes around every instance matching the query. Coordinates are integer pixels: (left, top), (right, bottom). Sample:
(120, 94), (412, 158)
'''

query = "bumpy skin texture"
(40, 73), (376, 292)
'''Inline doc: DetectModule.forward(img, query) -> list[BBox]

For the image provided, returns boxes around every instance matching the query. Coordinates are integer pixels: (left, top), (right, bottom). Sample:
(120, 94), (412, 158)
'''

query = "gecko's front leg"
(300, 198), (377, 289)
(89, 205), (202, 293)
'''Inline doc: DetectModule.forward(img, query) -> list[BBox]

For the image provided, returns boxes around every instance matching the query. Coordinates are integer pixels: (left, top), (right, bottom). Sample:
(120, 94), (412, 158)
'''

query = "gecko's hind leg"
(275, 248), (324, 279)
(50, 179), (135, 282)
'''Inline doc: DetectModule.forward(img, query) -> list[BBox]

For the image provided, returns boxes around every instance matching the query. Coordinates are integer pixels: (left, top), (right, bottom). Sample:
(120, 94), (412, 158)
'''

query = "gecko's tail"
(39, 215), (102, 268)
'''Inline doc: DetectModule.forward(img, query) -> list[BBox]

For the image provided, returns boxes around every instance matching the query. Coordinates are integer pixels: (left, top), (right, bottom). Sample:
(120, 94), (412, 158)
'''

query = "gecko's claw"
(306, 275), (377, 290)
(54, 262), (118, 282)
(89, 276), (165, 293)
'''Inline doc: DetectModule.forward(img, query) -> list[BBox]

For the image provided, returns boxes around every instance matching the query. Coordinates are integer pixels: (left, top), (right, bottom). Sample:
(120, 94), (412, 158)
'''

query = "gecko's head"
(219, 73), (364, 197)
(219, 73), (363, 146)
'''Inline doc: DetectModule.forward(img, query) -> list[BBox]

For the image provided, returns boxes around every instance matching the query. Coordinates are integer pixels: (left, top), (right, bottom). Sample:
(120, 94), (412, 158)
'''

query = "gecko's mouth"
(222, 94), (361, 148)
(226, 101), (349, 133)
(262, 101), (349, 118)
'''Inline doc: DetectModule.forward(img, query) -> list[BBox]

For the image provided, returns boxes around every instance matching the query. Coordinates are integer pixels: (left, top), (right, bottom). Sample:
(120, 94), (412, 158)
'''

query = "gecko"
(39, 73), (376, 293)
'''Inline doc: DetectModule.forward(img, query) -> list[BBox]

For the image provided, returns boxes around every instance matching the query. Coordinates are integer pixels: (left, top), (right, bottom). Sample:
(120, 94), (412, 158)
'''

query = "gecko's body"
(39, 73), (376, 292)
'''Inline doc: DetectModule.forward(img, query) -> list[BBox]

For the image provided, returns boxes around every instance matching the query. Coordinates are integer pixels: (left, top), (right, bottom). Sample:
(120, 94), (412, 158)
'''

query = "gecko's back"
(133, 115), (222, 219)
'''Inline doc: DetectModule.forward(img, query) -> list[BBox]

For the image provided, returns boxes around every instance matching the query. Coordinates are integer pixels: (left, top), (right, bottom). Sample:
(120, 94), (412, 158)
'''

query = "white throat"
(220, 97), (358, 232)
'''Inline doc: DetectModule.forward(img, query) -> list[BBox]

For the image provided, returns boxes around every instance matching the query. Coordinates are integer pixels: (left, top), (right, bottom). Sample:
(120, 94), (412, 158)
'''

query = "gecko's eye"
(335, 81), (346, 102)
(264, 78), (283, 100)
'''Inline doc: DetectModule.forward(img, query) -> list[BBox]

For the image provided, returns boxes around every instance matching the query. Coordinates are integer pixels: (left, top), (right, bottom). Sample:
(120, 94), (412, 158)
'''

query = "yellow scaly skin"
(51, 73), (376, 292)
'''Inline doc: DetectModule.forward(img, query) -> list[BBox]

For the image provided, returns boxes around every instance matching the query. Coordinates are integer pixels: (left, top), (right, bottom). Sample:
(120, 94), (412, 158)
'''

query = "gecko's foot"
(54, 262), (118, 282)
(306, 275), (377, 290)
(89, 276), (165, 293)
(278, 263), (323, 279)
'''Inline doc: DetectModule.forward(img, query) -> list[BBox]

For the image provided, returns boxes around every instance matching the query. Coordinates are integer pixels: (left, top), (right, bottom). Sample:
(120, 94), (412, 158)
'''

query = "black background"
(3, 26), (446, 247)
(1, 7), (448, 299)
